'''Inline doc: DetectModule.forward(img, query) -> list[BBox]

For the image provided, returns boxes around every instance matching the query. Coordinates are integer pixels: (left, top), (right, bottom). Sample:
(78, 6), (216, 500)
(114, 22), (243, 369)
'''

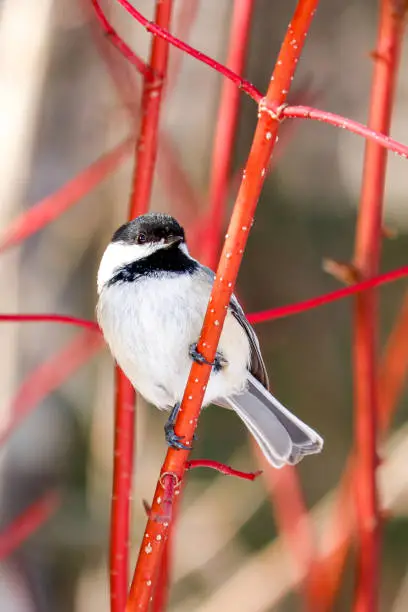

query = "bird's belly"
(97, 275), (250, 409)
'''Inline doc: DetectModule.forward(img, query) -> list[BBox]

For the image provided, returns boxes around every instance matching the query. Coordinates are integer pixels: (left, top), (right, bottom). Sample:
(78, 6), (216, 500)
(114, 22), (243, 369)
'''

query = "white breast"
(97, 272), (251, 410)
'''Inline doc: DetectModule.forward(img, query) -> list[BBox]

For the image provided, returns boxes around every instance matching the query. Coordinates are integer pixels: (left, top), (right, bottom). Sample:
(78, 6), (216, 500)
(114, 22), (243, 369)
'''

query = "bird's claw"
(164, 424), (191, 450)
(164, 402), (192, 451)
(189, 343), (214, 366)
(189, 343), (227, 372)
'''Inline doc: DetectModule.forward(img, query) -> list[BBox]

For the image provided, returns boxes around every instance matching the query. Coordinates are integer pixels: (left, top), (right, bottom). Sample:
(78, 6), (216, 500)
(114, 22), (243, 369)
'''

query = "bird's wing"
(198, 264), (269, 389)
(229, 295), (269, 389)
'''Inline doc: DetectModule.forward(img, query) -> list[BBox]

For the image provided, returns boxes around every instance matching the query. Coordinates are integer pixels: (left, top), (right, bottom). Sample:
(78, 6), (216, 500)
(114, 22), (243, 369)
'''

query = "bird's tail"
(224, 374), (323, 468)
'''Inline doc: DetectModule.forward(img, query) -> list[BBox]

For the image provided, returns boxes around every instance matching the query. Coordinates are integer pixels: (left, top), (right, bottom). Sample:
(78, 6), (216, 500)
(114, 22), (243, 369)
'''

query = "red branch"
(378, 290), (408, 433)
(91, 0), (151, 76)
(116, 0), (261, 102)
(0, 313), (99, 332)
(0, 138), (132, 253)
(110, 368), (136, 612)
(128, 1), (174, 213)
(307, 289), (408, 612)
(257, 448), (317, 608)
(0, 331), (102, 447)
(104, 2), (175, 611)
(351, 3), (405, 610)
(202, 0), (255, 268)
(115, 0), (408, 161)
(186, 459), (262, 481)
(125, 3), (320, 610)
(282, 104), (408, 159)
(247, 264), (408, 324)
(1, 262), (408, 337)
(0, 491), (60, 561)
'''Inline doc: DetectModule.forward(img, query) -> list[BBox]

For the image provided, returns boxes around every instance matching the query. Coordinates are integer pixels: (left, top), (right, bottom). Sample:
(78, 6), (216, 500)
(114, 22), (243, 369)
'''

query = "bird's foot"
(164, 403), (191, 450)
(189, 343), (227, 372)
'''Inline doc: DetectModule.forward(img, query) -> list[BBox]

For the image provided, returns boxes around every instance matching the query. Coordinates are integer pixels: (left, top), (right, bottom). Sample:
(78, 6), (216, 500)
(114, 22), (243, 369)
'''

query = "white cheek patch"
(97, 241), (161, 293)
(179, 242), (190, 256)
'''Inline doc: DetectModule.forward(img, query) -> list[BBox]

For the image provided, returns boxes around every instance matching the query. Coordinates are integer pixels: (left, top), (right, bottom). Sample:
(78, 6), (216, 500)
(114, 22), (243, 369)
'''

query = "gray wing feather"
(229, 295), (269, 389)
(198, 265), (268, 388)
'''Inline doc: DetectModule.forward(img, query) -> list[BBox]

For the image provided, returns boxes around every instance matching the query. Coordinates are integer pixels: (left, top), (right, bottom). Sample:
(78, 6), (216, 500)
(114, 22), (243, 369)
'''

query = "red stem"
(128, 1), (174, 213)
(115, 0), (408, 160)
(202, 0), (255, 268)
(247, 264), (408, 324)
(1, 262), (408, 336)
(378, 290), (408, 433)
(116, 0), (262, 103)
(89, 0), (205, 237)
(186, 459), (262, 481)
(91, 0), (152, 76)
(282, 104), (408, 159)
(0, 138), (132, 253)
(258, 454), (317, 609)
(306, 285), (408, 611)
(0, 491), (60, 561)
(0, 313), (99, 331)
(126, 3), (319, 610)
(107, 2), (174, 611)
(110, 369), (136, 612)
(352, 3), (405, 610)
(0, 331), (102, 447)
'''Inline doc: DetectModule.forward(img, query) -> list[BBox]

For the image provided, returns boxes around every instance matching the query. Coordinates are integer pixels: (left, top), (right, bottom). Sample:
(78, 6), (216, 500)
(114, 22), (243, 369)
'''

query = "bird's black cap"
(112, 213), (185, 245)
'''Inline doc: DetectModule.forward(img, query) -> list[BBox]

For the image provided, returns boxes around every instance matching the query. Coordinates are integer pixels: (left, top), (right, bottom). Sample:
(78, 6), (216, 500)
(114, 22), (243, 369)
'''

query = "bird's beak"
(164, 236), (183, 248)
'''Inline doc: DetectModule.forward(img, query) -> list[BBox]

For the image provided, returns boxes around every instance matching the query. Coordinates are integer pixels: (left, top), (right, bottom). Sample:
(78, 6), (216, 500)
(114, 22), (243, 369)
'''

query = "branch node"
(323, 258), (360, 285)
(382, 224), (398, 239)
(258, 98), (288, 123)
(159, 471), (181, 489)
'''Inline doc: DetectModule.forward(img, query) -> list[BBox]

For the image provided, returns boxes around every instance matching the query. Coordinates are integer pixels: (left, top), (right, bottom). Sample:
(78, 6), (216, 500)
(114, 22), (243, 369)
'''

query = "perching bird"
(96, 212), (323, 468)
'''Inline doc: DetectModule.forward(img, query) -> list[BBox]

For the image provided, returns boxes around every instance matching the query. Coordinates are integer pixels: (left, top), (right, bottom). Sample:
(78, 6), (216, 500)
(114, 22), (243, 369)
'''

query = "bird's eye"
(137, 233), (146, 244)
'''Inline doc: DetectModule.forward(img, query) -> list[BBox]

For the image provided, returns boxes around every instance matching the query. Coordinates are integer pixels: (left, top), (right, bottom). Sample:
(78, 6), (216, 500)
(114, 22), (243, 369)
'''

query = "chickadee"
(97, 212), (323, 468)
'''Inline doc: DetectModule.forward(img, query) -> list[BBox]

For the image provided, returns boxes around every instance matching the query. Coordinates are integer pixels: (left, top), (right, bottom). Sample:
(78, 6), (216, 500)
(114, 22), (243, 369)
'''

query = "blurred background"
(0, 1), (408, 610)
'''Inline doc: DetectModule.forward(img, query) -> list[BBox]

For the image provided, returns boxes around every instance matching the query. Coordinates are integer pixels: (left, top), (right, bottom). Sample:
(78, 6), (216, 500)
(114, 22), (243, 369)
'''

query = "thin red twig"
(91, 0), (152, 76)
(1, 262), (407, 336)
(126, 3), (320, 610)
(186, 459), (262, 481)
(282, 104), (408, 159)
(247, 264), (408, 324)
(0, 138), (132, 253)
(0, 313), (99, 332)
(378, 290), (408, 432)
(201, 0), (255, 268)
(0, 331), (102, 447)
(116, 0), (262, 102)
(115, 0), (408, 161)
(0, 491), (60, 561)
(352, 4), (405, 610)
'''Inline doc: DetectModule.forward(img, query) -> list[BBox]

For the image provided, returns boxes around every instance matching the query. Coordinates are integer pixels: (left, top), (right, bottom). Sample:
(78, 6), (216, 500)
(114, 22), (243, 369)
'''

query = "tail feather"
(224, 374), (323, 468)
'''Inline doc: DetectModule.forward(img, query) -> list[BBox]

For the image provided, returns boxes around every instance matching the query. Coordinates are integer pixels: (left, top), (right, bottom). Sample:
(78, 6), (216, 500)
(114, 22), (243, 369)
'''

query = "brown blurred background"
(0, 1), (408, 610)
